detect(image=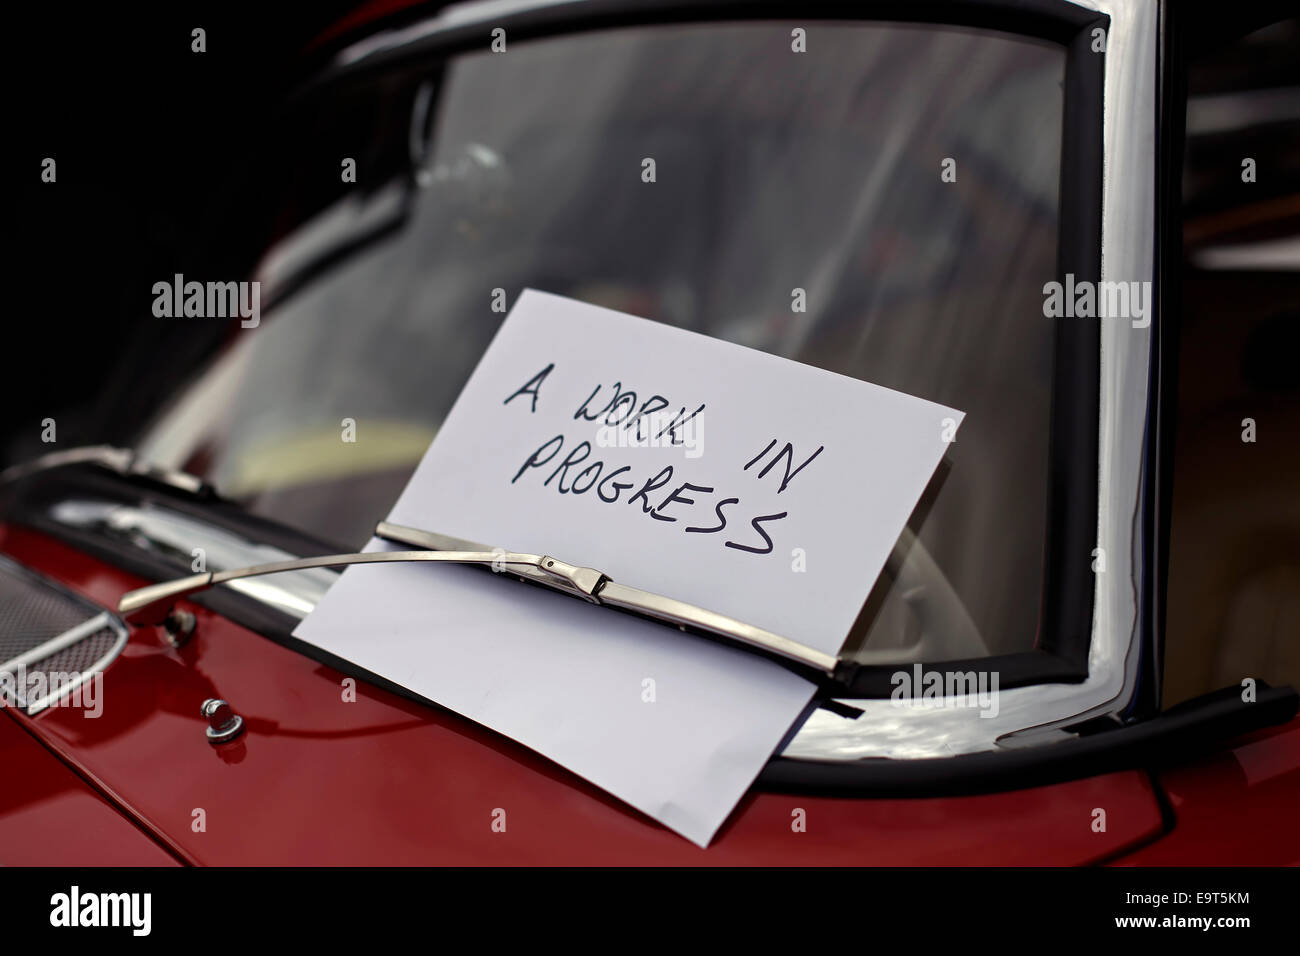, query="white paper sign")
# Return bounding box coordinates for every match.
[295,290,962,845]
